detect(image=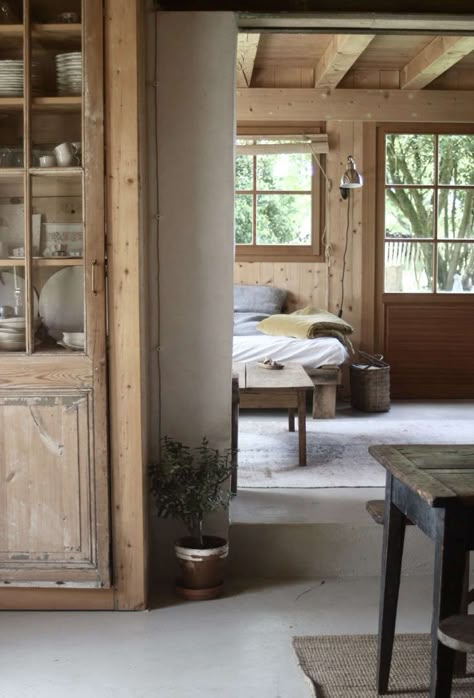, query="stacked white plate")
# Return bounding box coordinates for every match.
[55,52,82,96]
[0,60,42,97]
[0,317,26,351]
[0,317,42,351]
[0,60,23,97]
